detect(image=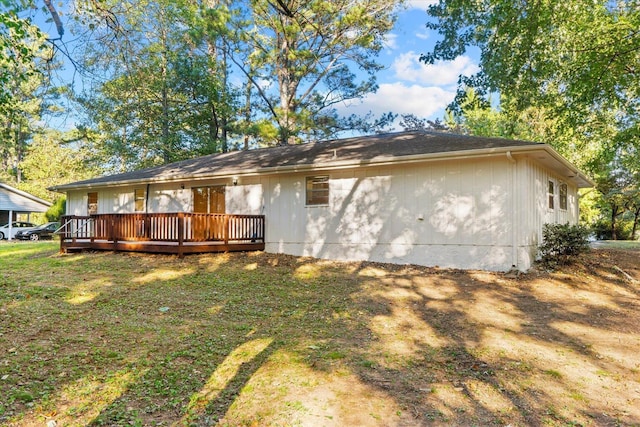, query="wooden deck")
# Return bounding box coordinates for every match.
[59,213,265,256]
